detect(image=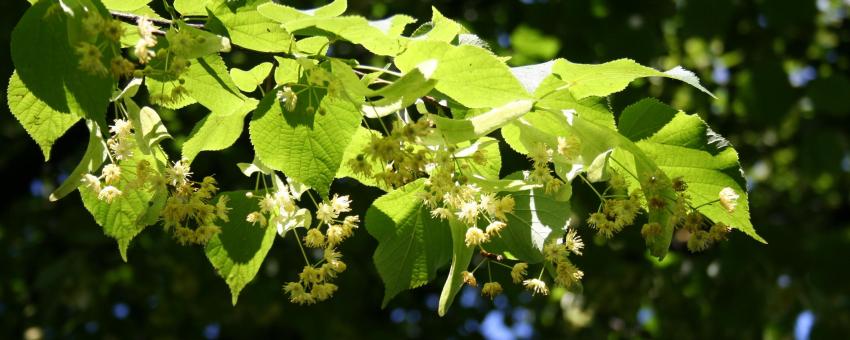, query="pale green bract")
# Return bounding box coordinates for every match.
[7,0,761,315]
